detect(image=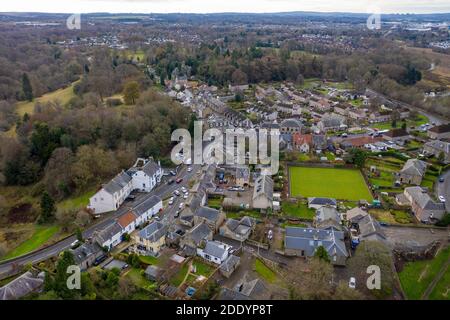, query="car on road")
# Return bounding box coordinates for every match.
[126,194,136,201]
[168,197,174,205]
[170,170,176,176]
[181,187,187,193]
[379,221,389,226]
[70,240,80,249]
[439,196,446,203]
[168,179,175,185]
[179,203,185,210]
[175,210,181,218]
[173,190,181,196]
[176,178,183,184]
[349,277,356,289]
[187,167,192,172]
[439,177,445,183]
